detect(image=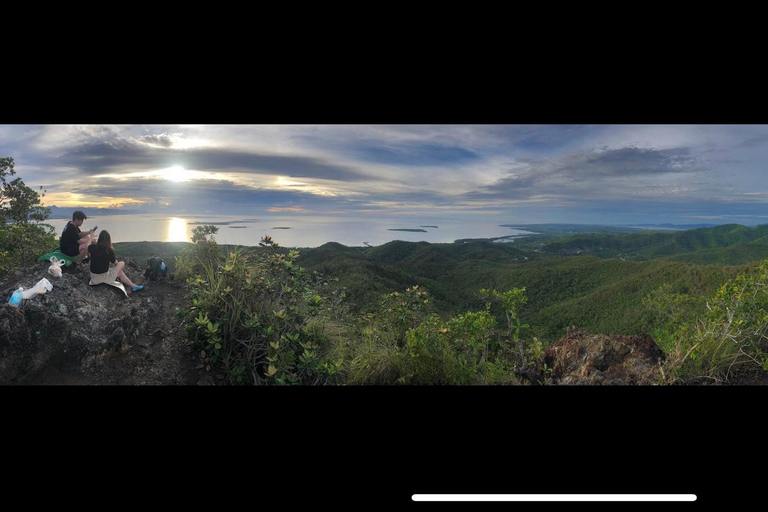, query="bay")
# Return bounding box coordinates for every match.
[43,214,535,248]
